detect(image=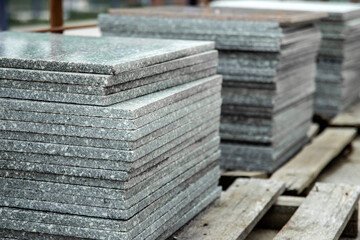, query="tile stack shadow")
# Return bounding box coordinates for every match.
[0,32,222,240]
